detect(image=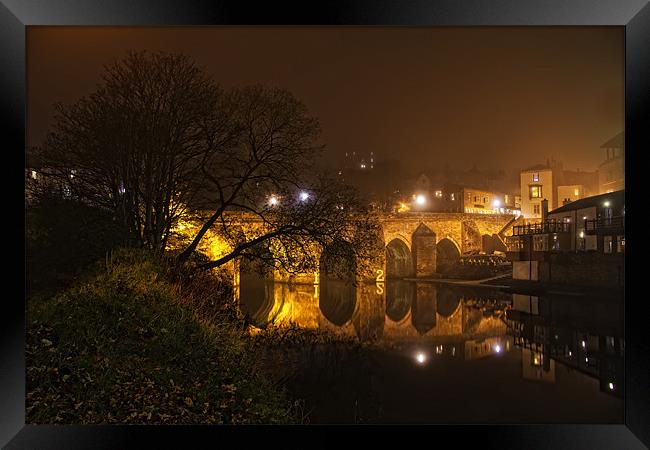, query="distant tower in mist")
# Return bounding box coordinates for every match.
[342,151,375,170]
